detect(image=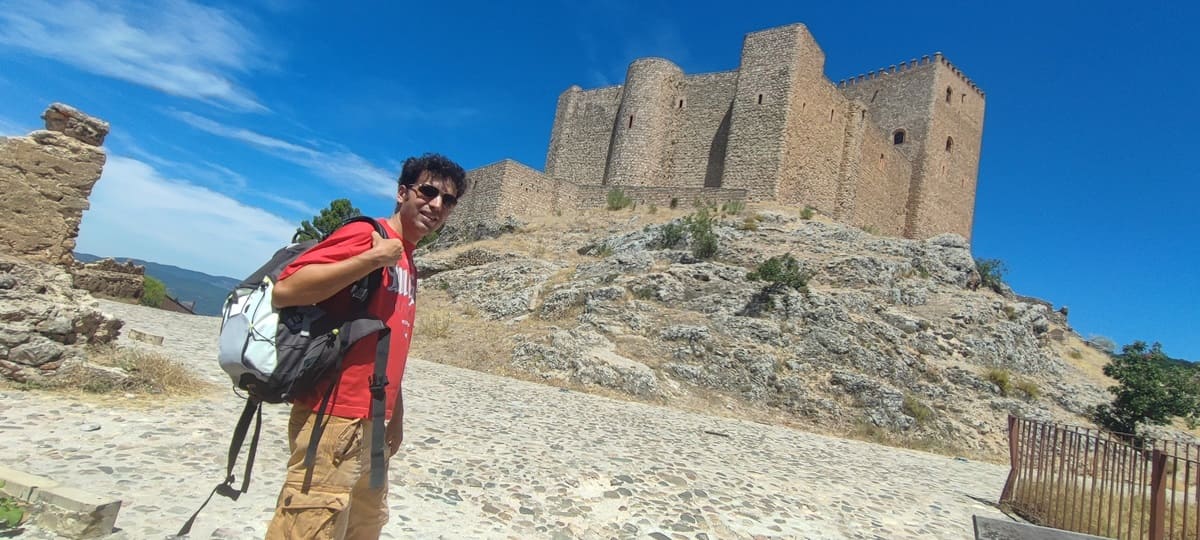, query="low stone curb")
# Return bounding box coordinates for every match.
[0,466,122,539]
